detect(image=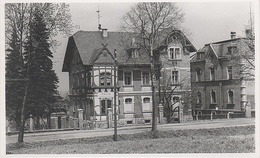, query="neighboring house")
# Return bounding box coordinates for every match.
[62,28,196,128]
[190,32,255,118]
